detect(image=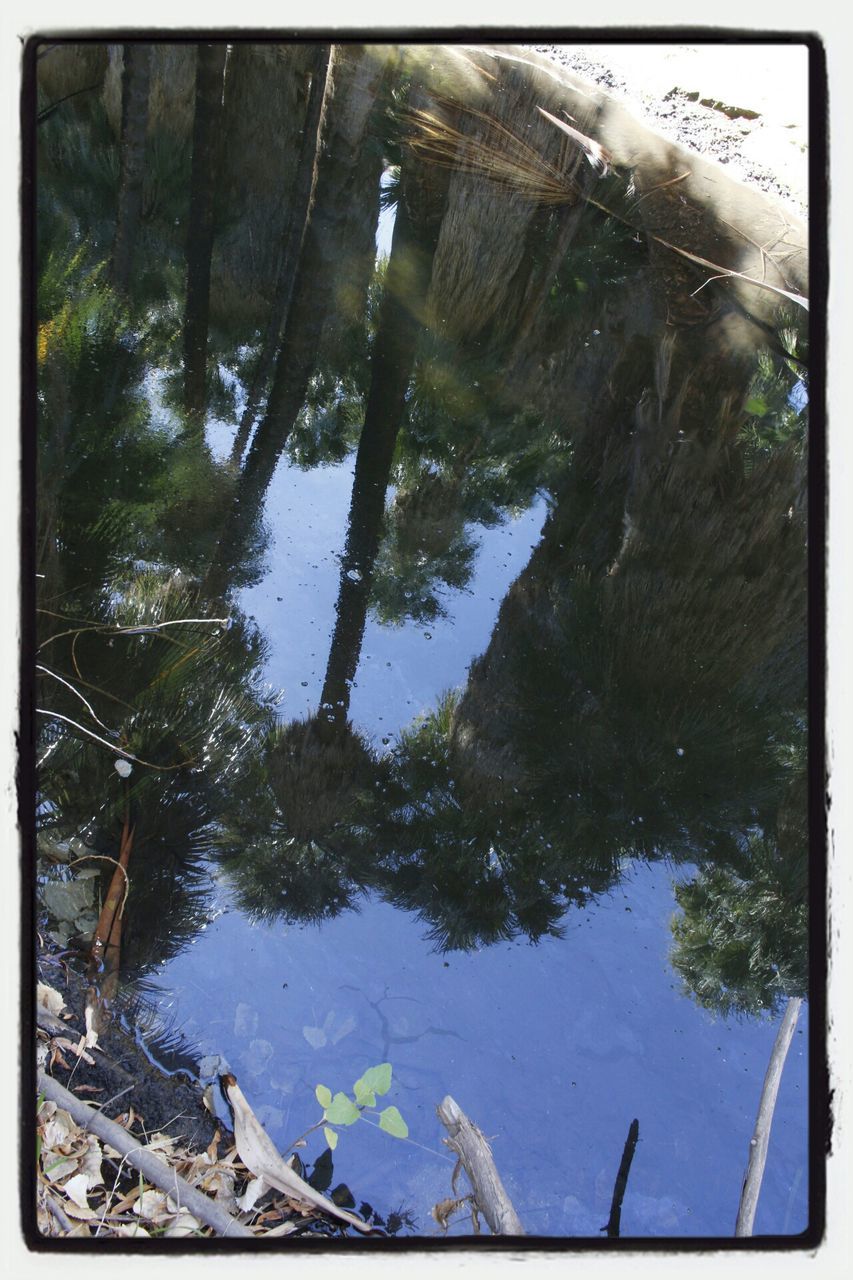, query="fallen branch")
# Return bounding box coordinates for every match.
[37,1070,254,1239]
[735,996,803,1236]
[435,1095,525,1235]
